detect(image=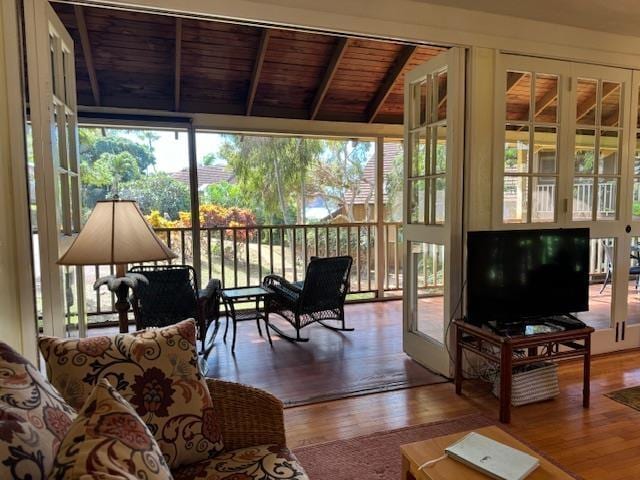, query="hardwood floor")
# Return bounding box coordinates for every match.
[285,349,640,479]
[204,300,446,406]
